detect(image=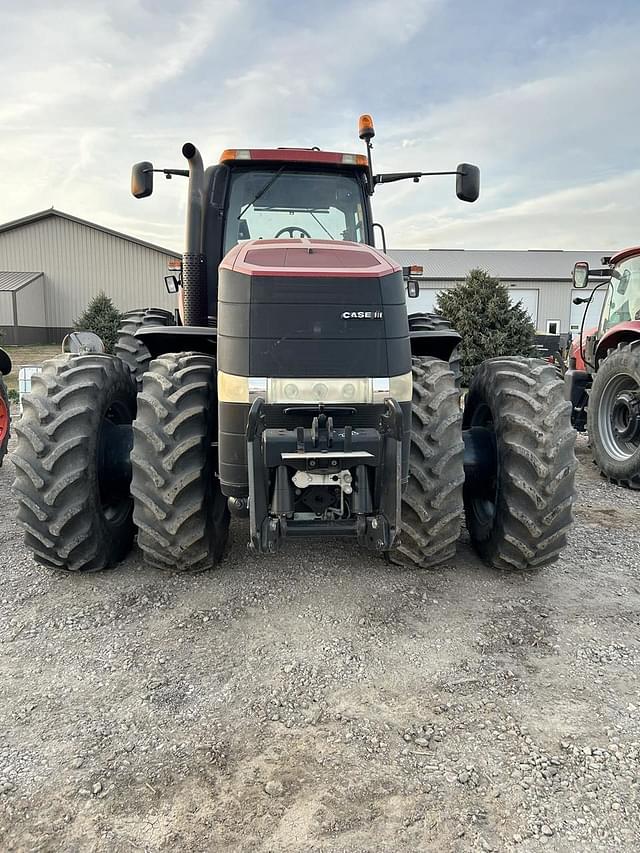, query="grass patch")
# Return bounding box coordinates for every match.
[2,345,61,393]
